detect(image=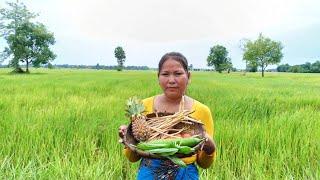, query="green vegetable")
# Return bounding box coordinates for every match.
[145,148,178,156]
[137,137,202,151]
[176,137,203,147]
[136,143,171,150]
[136,137,202,167]
[175,145,195,154]
[167,156,187,167]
